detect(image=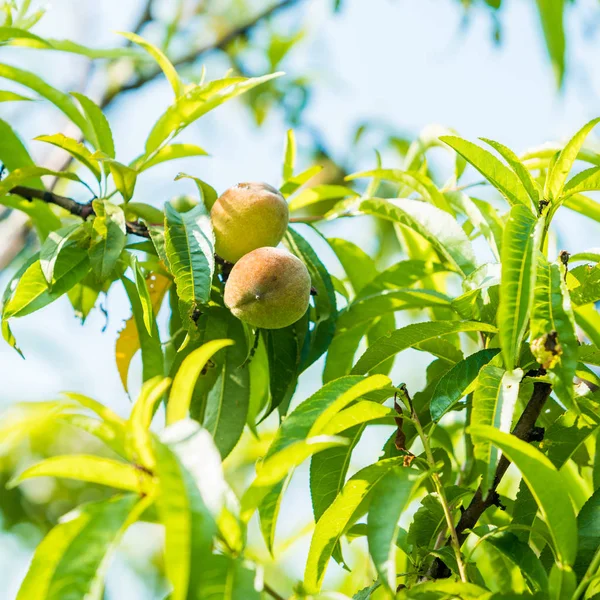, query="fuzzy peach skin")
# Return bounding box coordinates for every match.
[224,247,311,329]
[210,182,289,263]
